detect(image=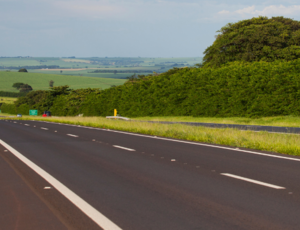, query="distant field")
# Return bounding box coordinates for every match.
[0,57,203,79]
[0,97,17,104]
[0,71,126,92]
[62,59,91,63]
[29,69,148,79]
